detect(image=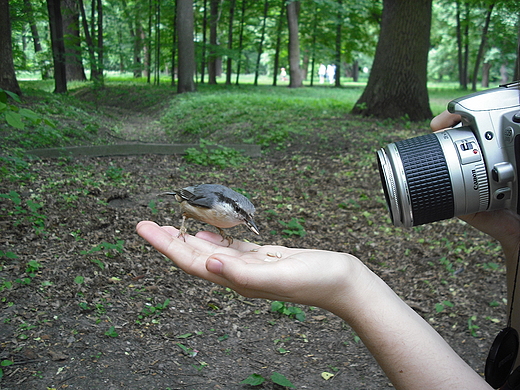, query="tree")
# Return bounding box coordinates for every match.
[352,0,432,121]
[254,0,269,86]
[208,0,219,84]
[0,0,22,95]
[287,0,303,88]
[62,0,87,81]
[225,0,236,85]
[272,0,285,86]
[46,0,68,93]
[177,0,196,93]
[471,2,494,91]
